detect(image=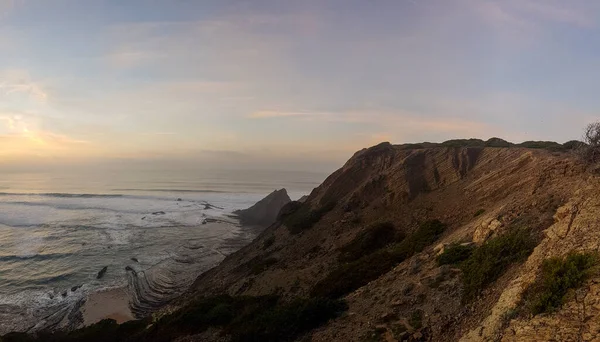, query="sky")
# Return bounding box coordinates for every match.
[1,0,600,172]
